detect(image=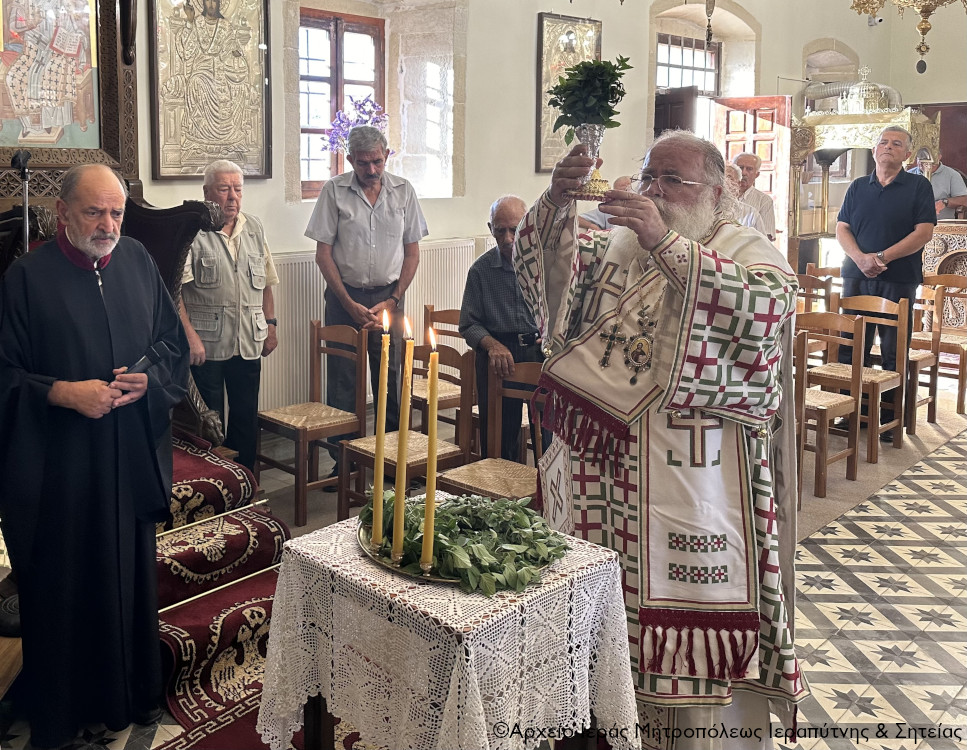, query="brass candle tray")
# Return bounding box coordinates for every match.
[356,522,457,584]
[354,494,565,595]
